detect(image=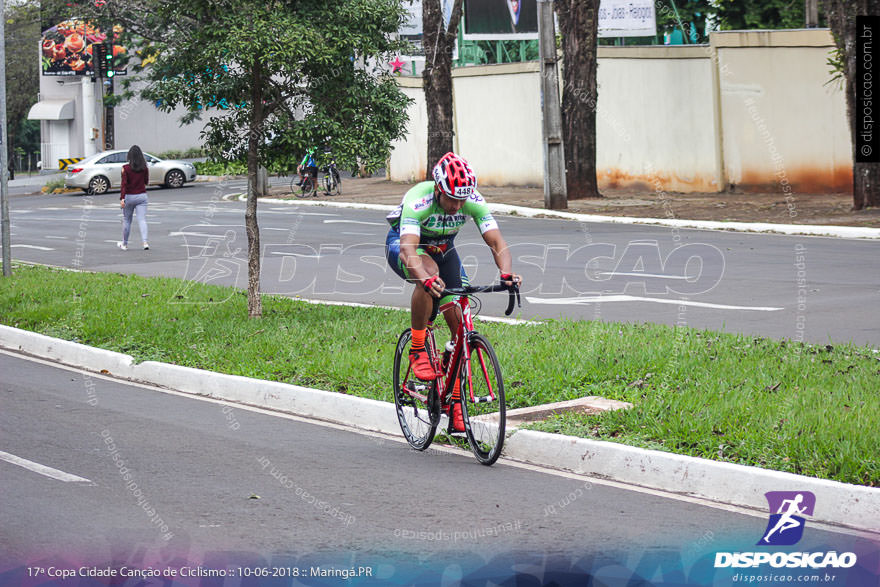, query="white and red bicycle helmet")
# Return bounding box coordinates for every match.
[432,152,476,200]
